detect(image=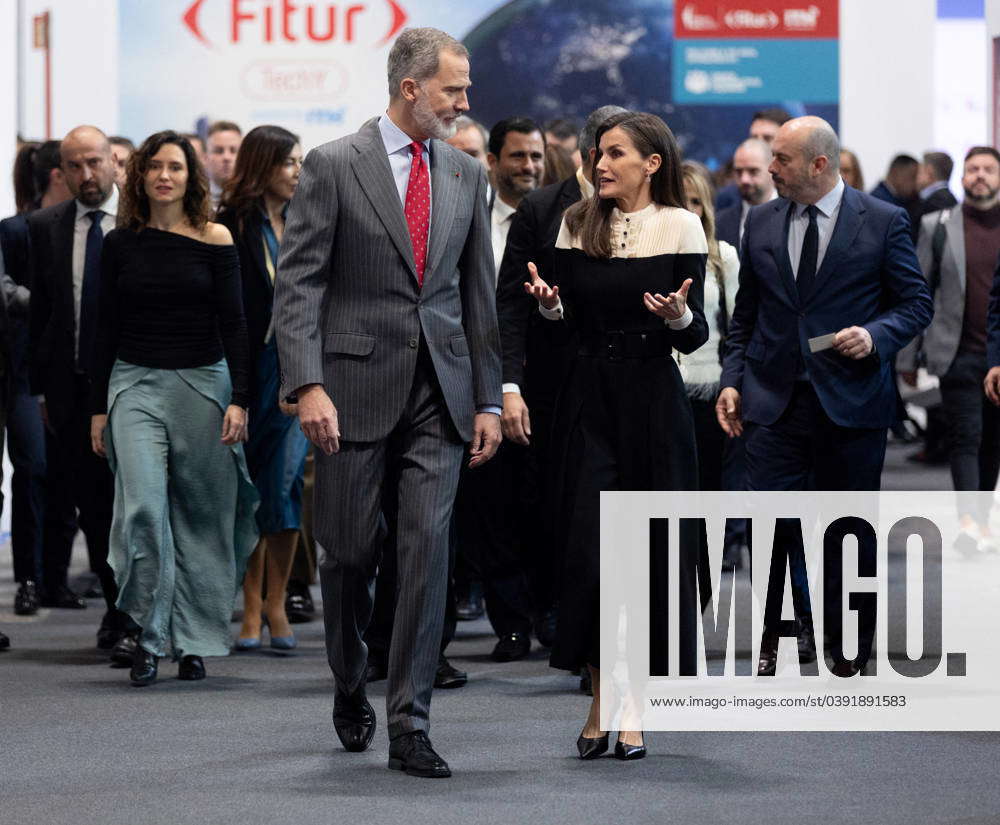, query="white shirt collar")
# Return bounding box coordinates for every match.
[76,185,119,220]
[492,196,516,224]
[378,113,432,159]
[576,166,594,200]
[920,179,949,200]
[795,176,844,219]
